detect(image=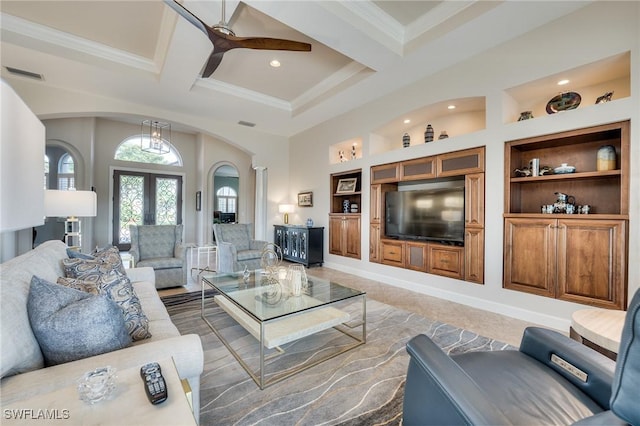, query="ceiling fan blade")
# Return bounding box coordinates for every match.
[163,0,208,36]
[202,51,226,78]
[230,36,311,52]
